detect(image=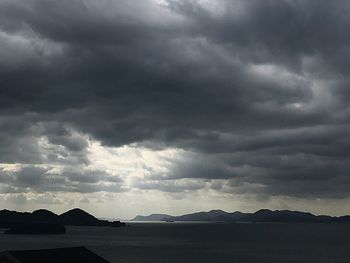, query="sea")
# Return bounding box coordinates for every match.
[1,222,350,263]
